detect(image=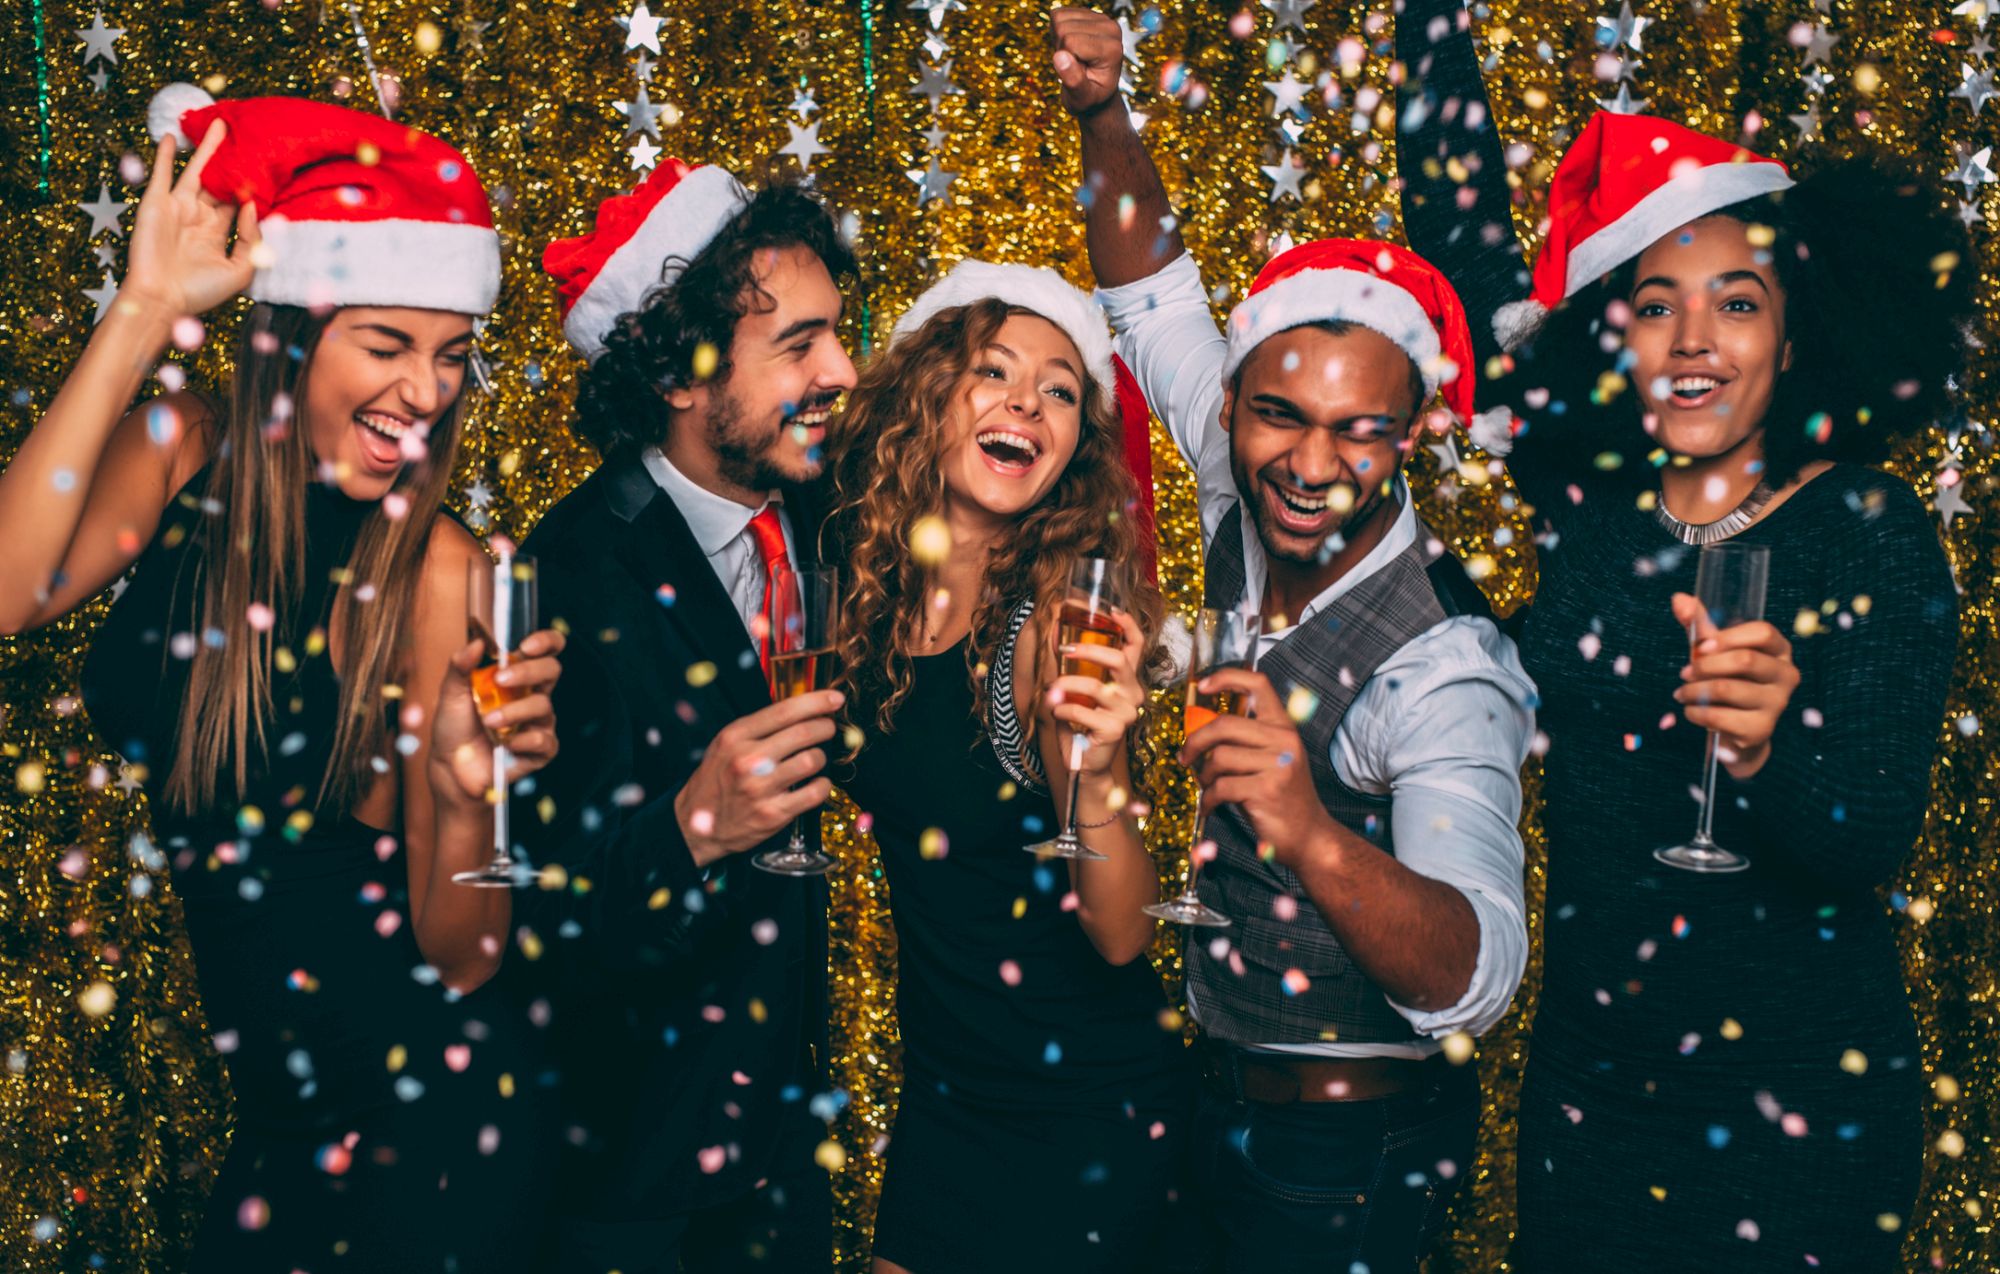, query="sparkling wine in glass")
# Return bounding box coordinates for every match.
[1145,607,1261,928]
[755,566,840,877]
[1654,541,1771,875]
[1023,558,1125,862]
[455,550,537,887]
